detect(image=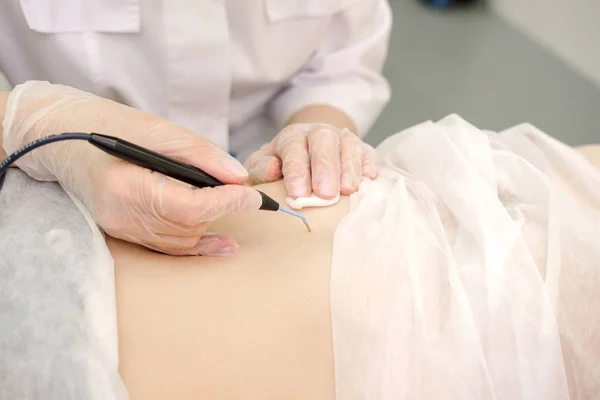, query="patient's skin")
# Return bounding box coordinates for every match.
[108,146,600,399]
[108,180,348,400]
